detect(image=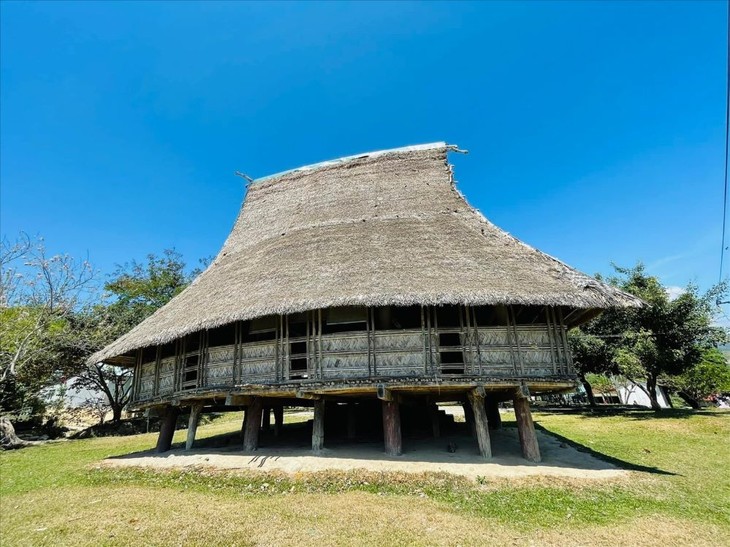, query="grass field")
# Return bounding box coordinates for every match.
[1,408,728,546]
